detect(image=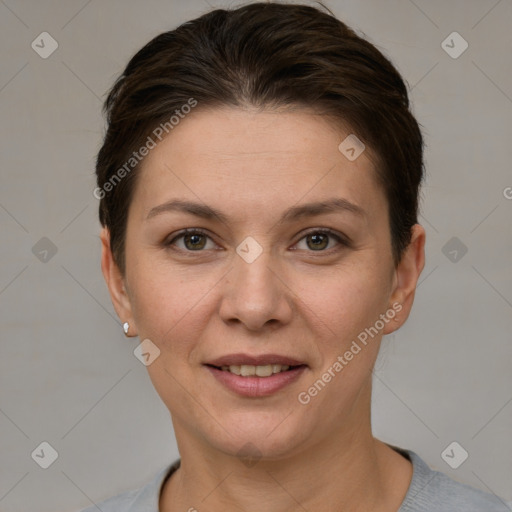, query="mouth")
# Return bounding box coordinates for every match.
[204,354,308,397]
[206,363,305,377]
